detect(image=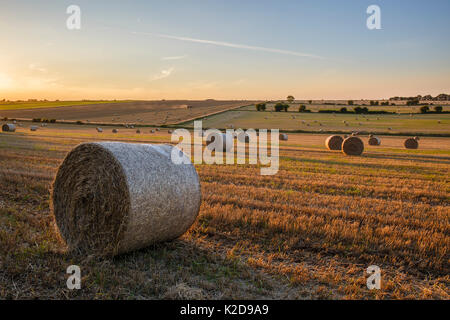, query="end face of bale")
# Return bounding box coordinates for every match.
[404,138,419,149]
[51,143,130,255]
[368,136,381,146]
[342,136,364,156]
[325,135,343,150]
